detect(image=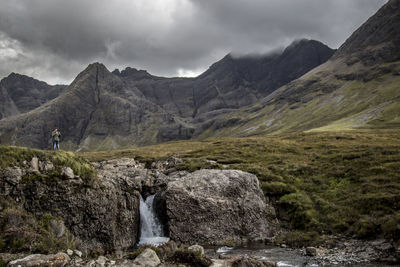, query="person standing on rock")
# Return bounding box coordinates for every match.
[52,128,61,150]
